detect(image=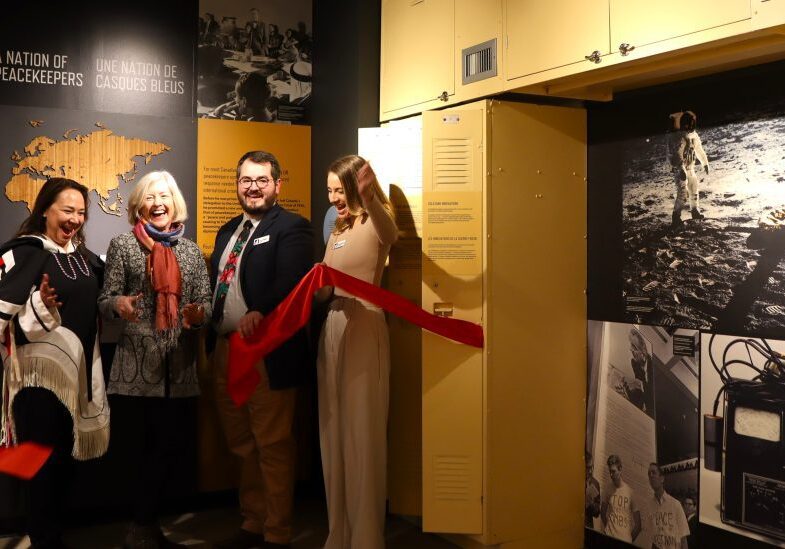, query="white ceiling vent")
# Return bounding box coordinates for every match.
[462,39,497,85]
